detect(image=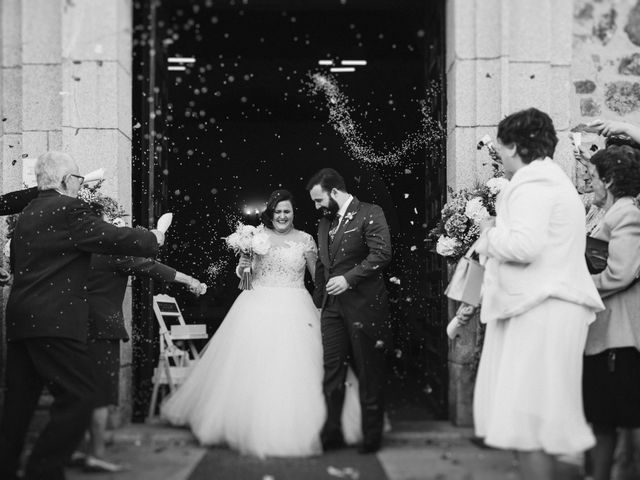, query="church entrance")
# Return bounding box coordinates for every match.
[132,0,448,424]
